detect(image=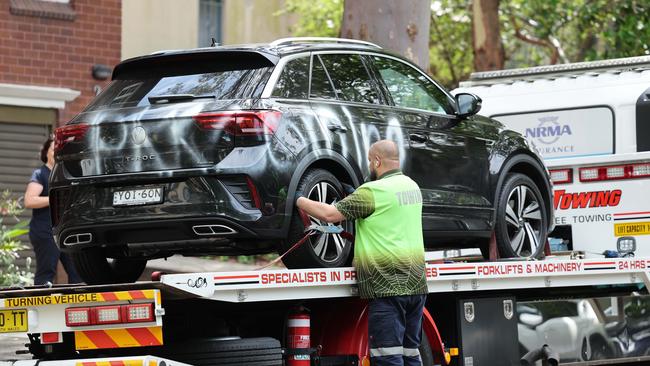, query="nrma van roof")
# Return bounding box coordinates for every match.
[453,55,650,156]
[459,55,650,87]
